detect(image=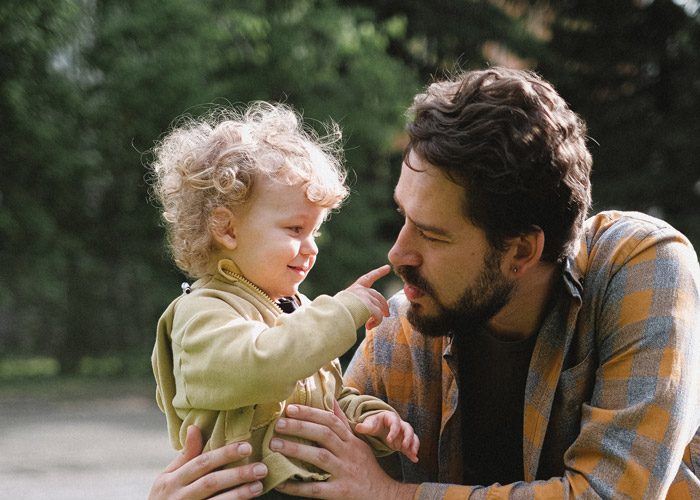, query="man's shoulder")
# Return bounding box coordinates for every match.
[386,290,410,316]
[574,210,697,283]
[366,291,412,342]
[374,291,444,350]
[373,291,410,339]
[579,210,691,261]
[584,210,680,241]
